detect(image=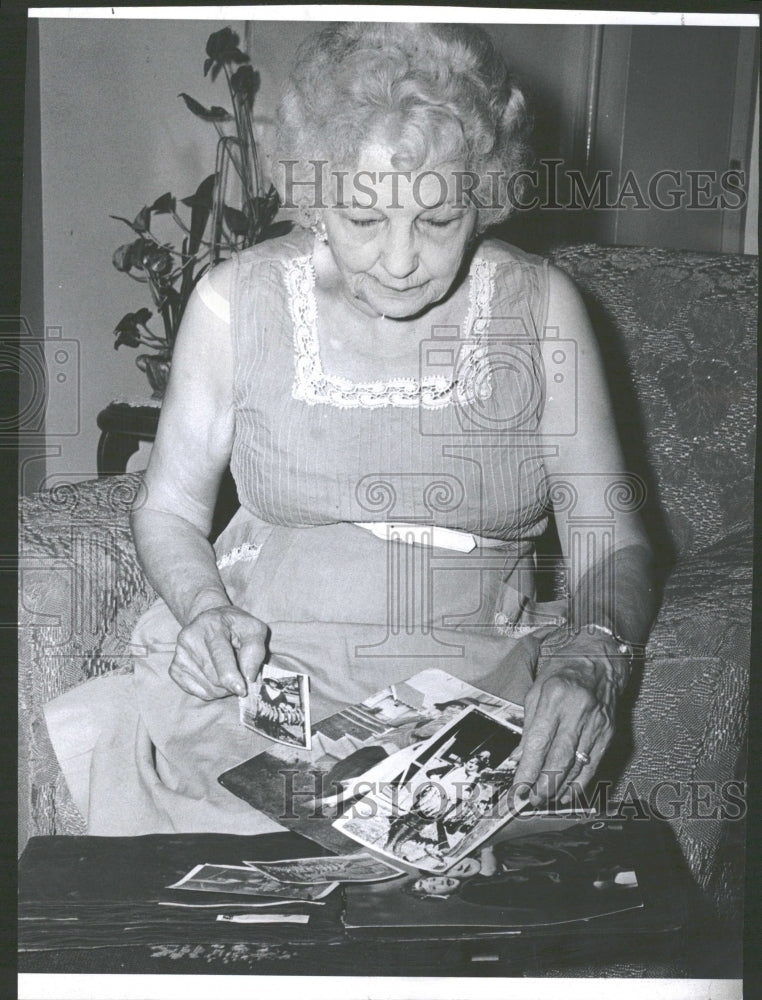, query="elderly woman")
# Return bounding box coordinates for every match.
[46,22,656,835]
